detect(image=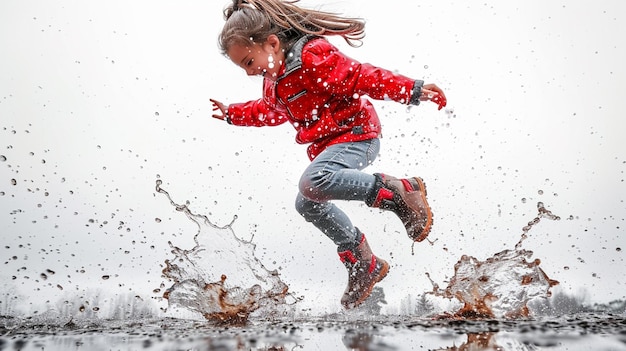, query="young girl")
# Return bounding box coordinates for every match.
[210,0,447,309]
